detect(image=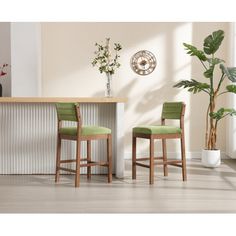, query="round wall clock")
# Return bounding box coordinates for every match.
[130,50,156,75]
